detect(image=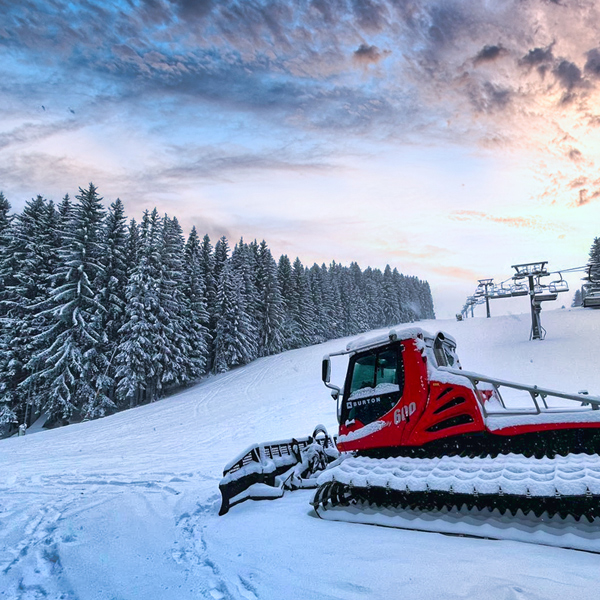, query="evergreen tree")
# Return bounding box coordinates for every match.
[213,236,230,289]
[572,289,583,307]
[256,241,284,356]
[97,199,128,348]
[115,209,163,407]
[363,267,384,329]
[157,215,190,389]
[182,226,210,380]
[213,261,255,372]
[126,219,140,267]
[27,184,111,422]
[57,194,73,242]
[230,239,259,360]
[277,254,297,349]
[291,258,316,345]
[381,264,401,326]
[199,234,217,367]
[340,268,370,335]
[0,192,11,244]
[93,198,129,405]
[310,263,336,340]
[0,197,58,425]
[0,192,12,423]
[588,237,600,282]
